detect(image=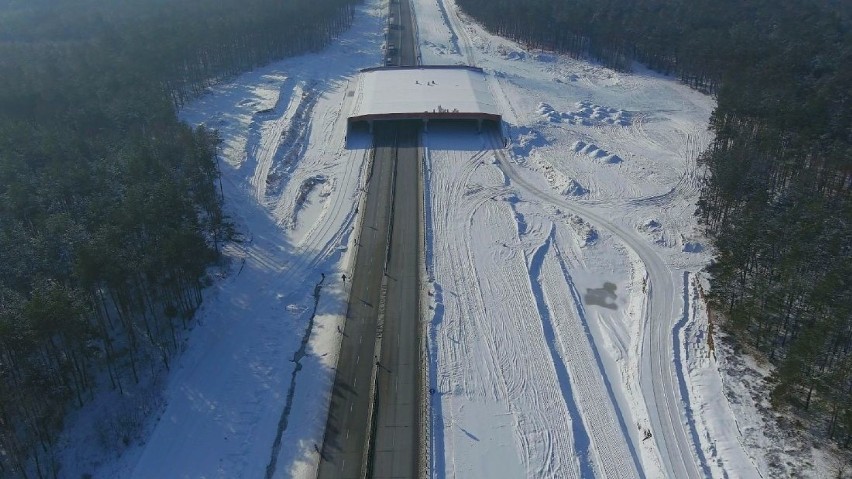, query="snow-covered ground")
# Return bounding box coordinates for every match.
[54,0,845,477]
[415,0,844,477]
